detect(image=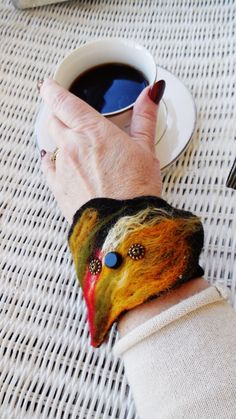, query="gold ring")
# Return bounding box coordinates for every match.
[50,147,59,163]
